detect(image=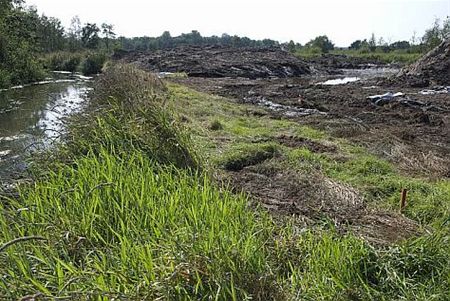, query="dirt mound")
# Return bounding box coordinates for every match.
[114,45,311,79]
[395,39,450,87]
